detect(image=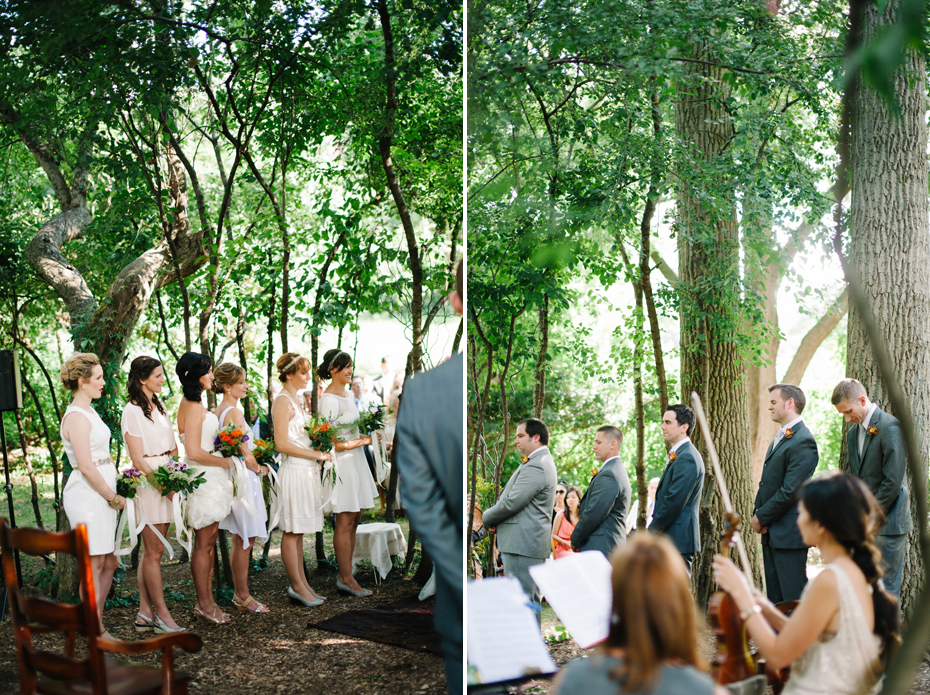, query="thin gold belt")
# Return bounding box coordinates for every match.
[143,451,172,460]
